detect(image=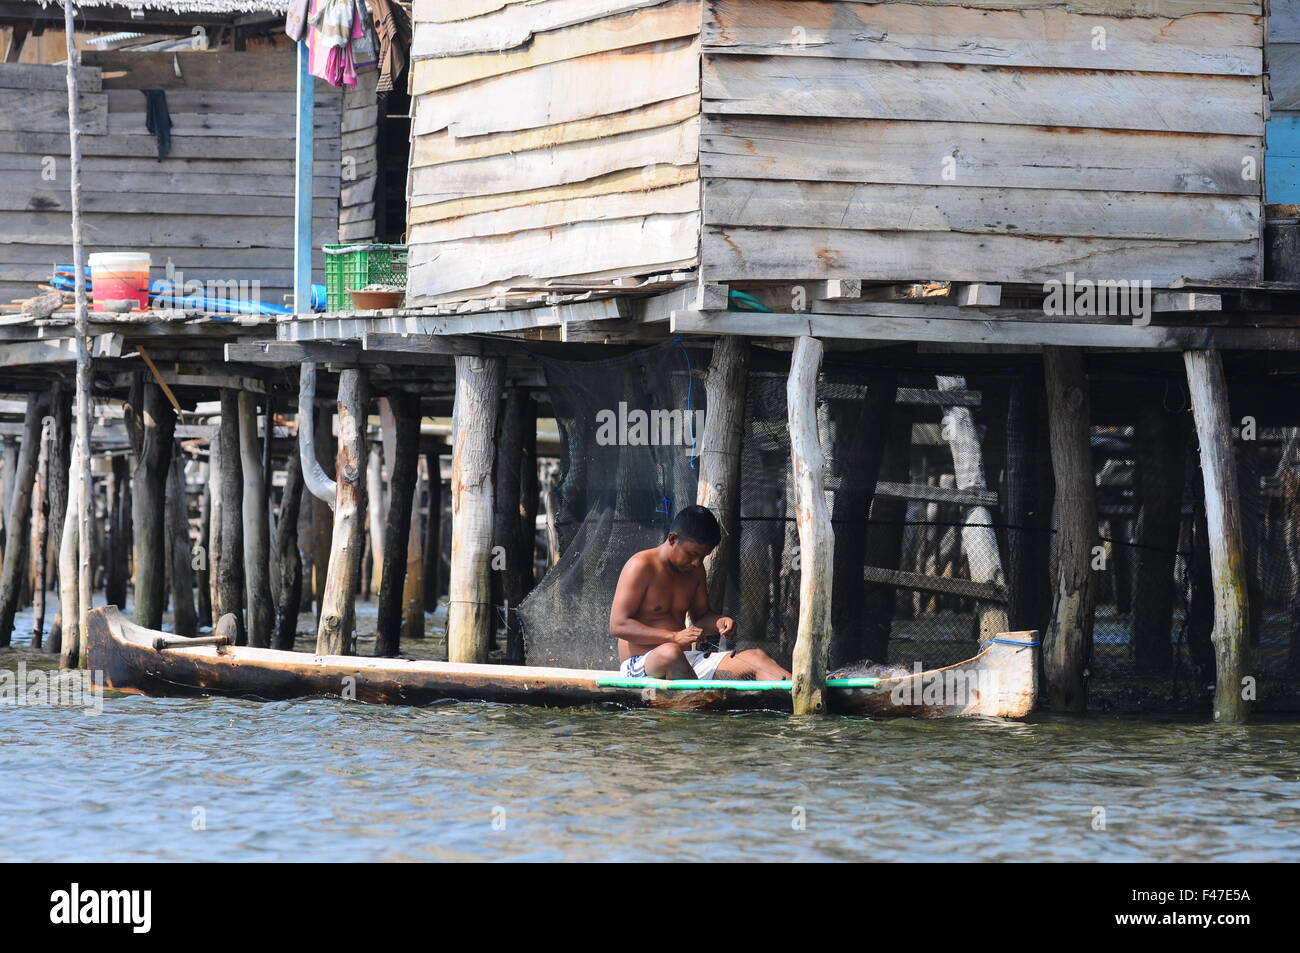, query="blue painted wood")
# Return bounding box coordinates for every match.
[293,39,315,314]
